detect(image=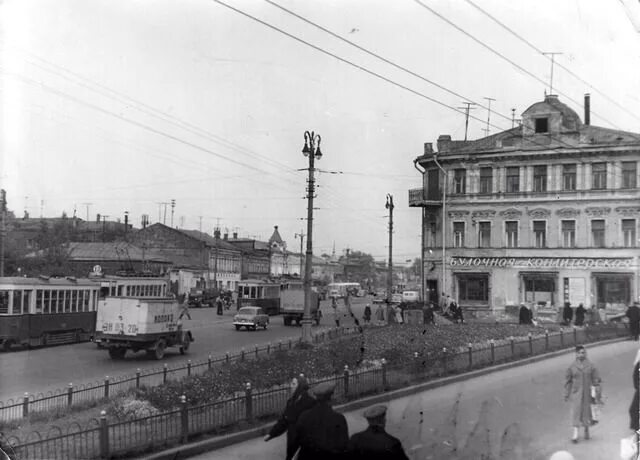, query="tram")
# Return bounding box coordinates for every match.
[237,280,282,316]
[0,274,170,350]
